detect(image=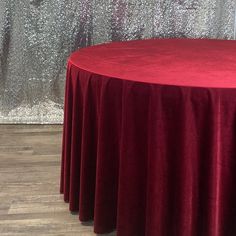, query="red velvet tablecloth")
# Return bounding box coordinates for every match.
[60,38,236,236]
